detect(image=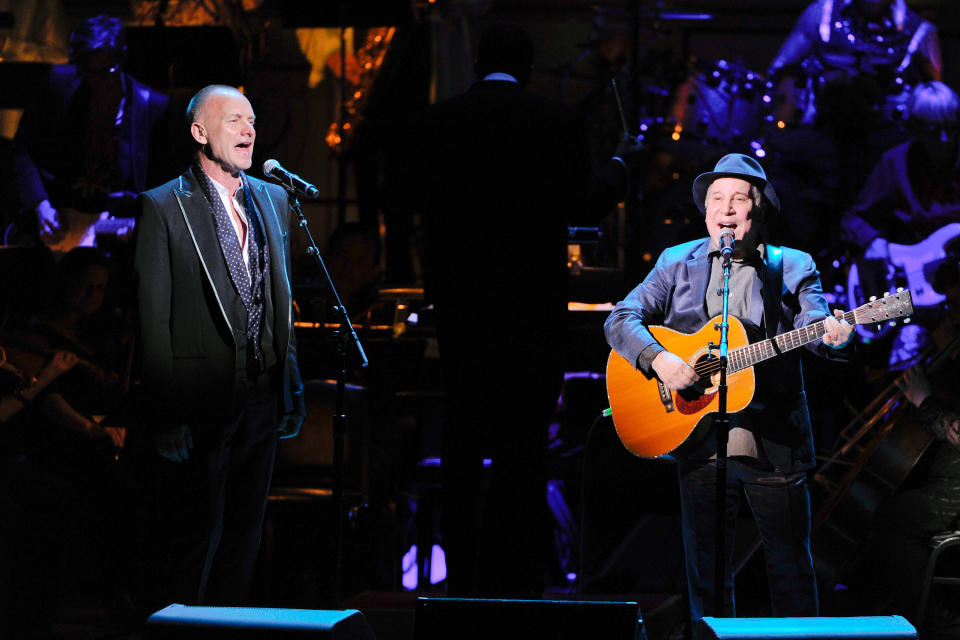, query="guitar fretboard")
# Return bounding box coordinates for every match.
[728,311,856,373]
